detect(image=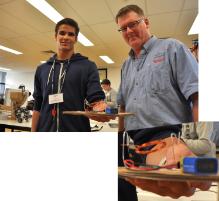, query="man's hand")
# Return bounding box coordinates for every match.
[191,181,212,191]
[125,178,197,199]
[87,114,115,122]
[85,100,115,122]
[91,100,107,112]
